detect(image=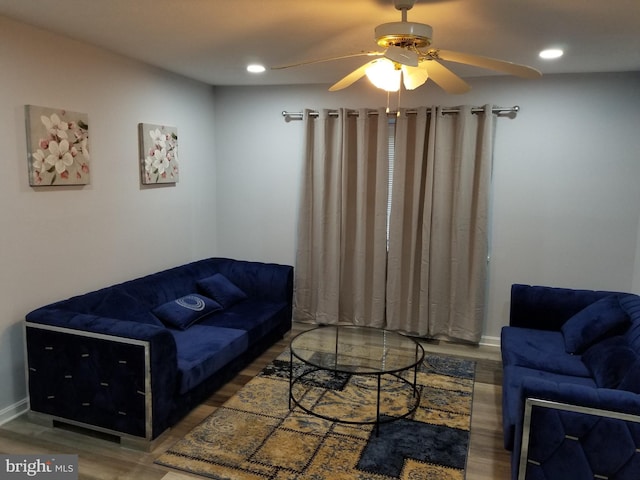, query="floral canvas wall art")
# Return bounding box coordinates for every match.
[26,105,90,186]
[139,123,179,184]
